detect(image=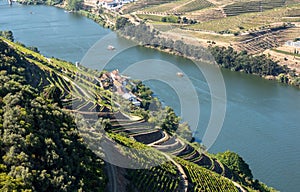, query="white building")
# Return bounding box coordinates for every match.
[98,0,136,10]
[122,93,141,106]
[285,40,300,48]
